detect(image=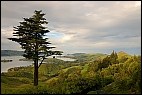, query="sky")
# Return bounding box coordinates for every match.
[1,1,141,55]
